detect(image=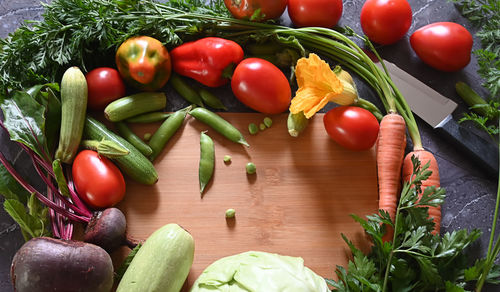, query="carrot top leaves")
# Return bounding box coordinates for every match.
[327,156,492,291]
